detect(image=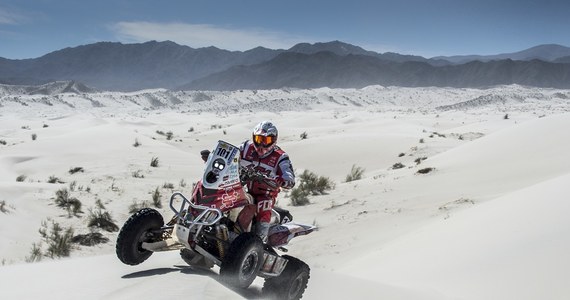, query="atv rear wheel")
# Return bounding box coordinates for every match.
[262,255,310,300]
[219,232,263,289]
[116,208,164,265]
